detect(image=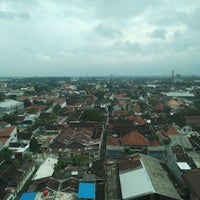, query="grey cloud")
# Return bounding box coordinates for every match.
[94,23,122,38]
[187,7,200,30]
[150,11,187,26]
[79,0,159,19]
[148,29,167,40]
[0,11,31,20]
